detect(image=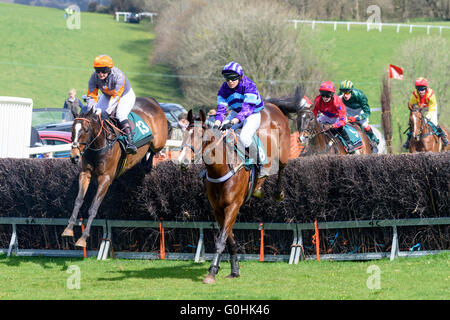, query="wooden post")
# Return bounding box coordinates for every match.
[381,72,393,153]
